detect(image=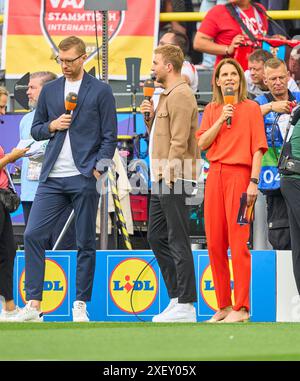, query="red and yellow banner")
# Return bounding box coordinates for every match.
[1,0,160,78]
